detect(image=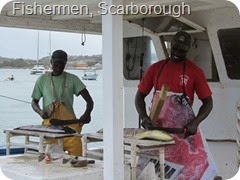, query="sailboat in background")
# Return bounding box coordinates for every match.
[30,65,45,75]
[30,30,45,75]
[44,31,53,73]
